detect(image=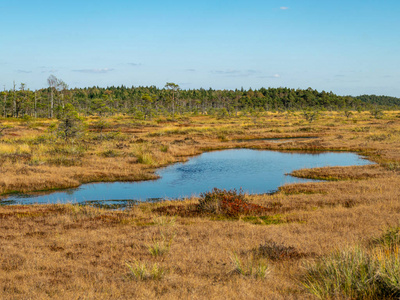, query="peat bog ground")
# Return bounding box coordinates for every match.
[1,111,400,299]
